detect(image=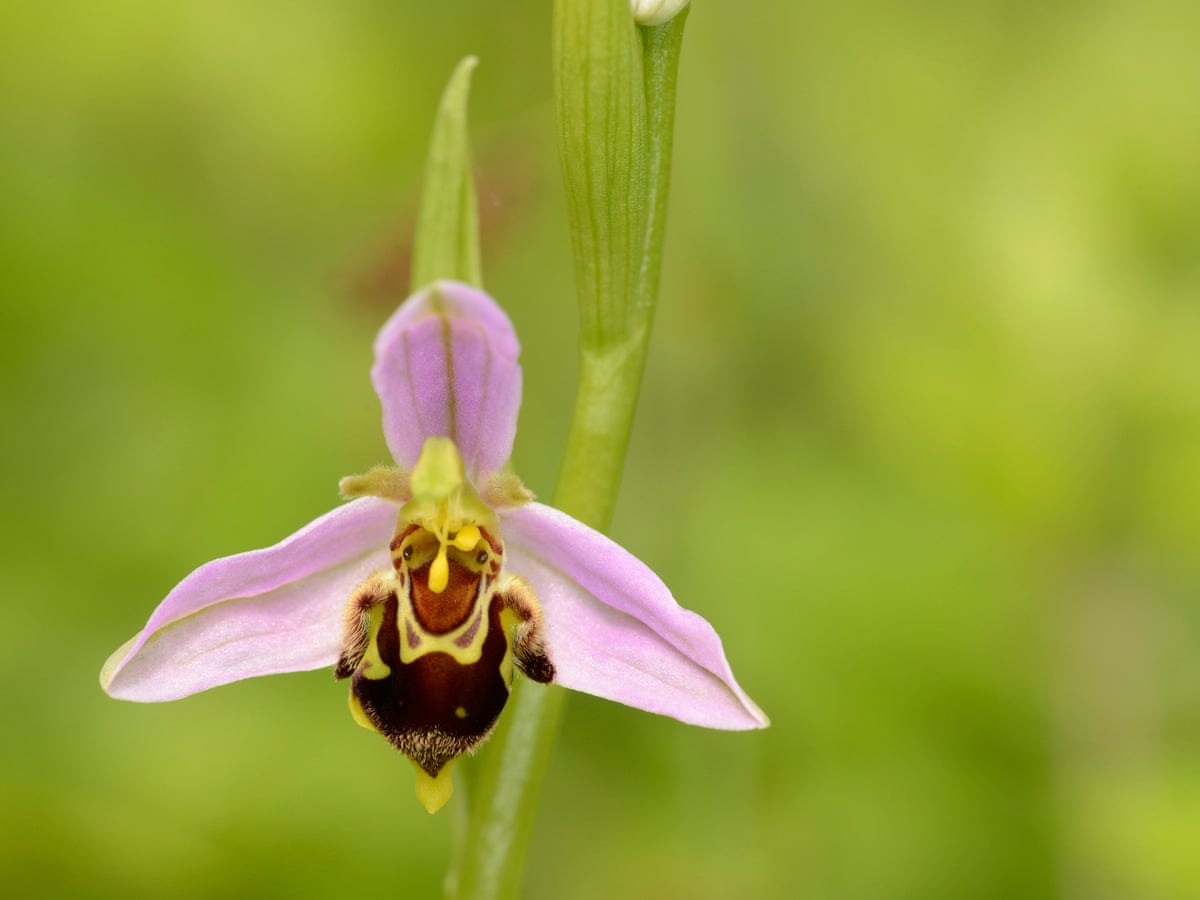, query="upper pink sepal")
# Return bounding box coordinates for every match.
[501,503,769,730]
[101,497,398,702]
[372,281,522,480]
